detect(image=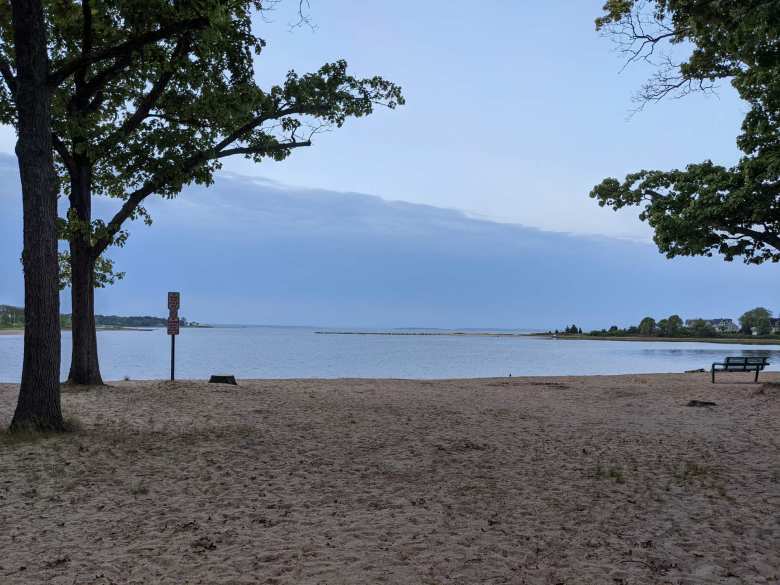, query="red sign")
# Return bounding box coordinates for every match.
[168,291,180,312]
[167,317,180,336]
